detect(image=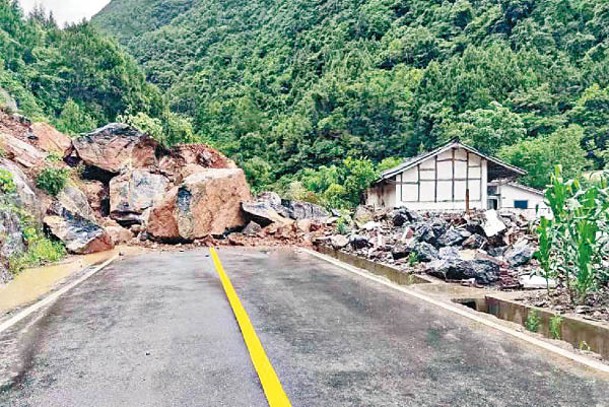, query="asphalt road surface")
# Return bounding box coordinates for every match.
[1,248,608,406]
